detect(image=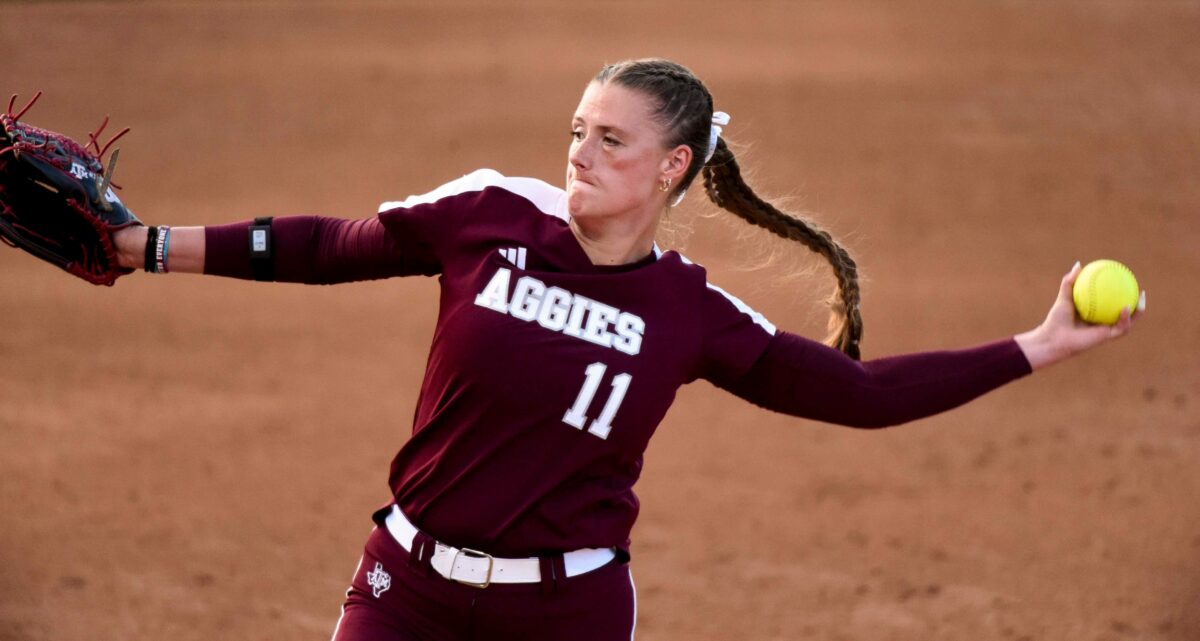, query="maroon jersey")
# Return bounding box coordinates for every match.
[374,170,775,557]
[202,169,1032,560]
